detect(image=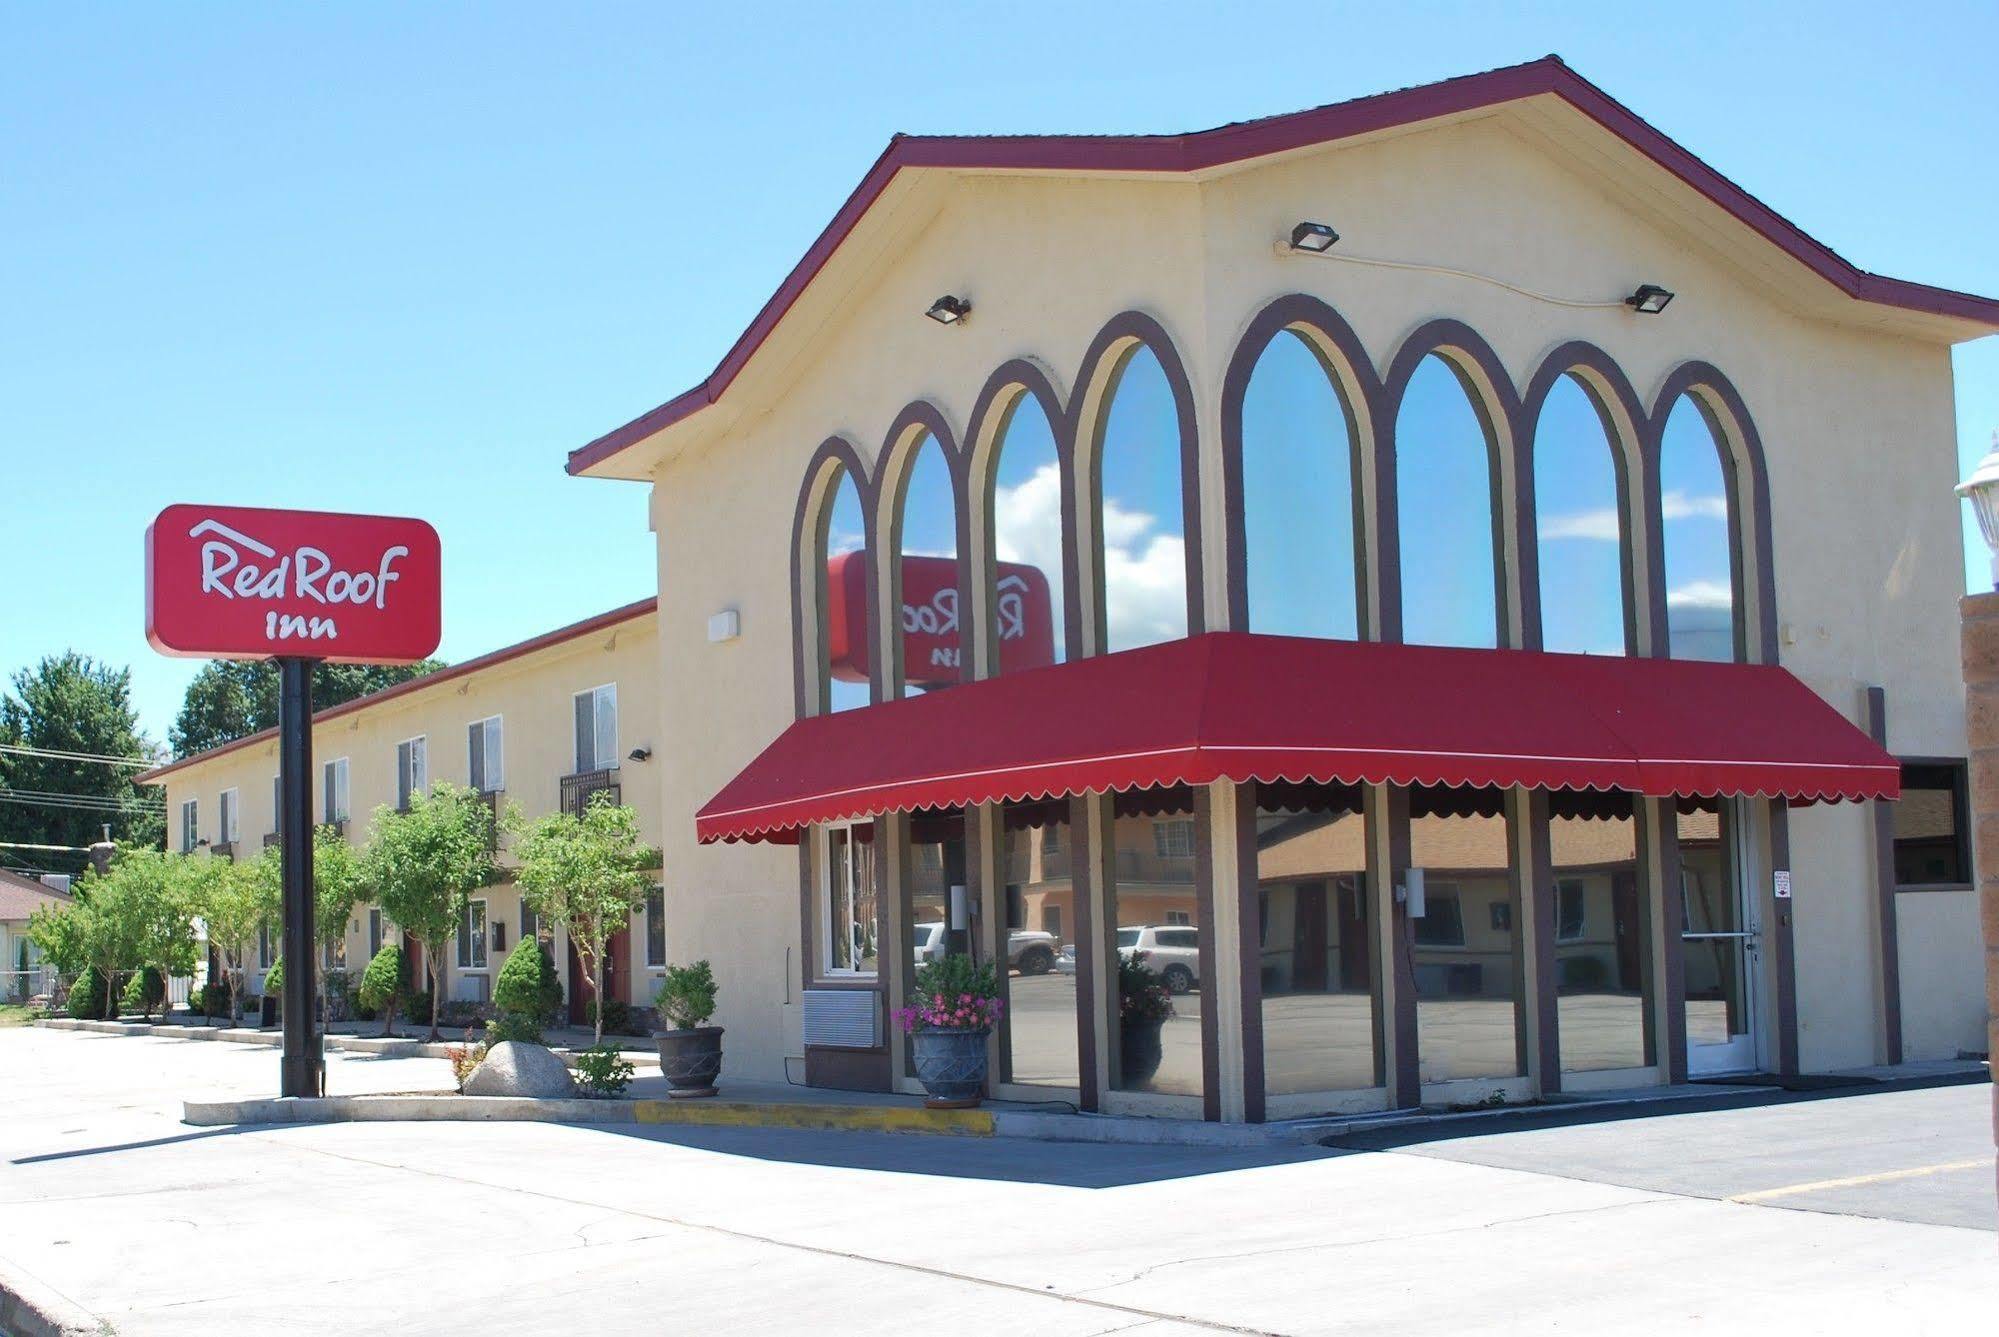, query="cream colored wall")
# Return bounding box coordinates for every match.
[1895,890,1987,1060]
[155,610,668,1011]
[646,114,1979,1081]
